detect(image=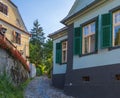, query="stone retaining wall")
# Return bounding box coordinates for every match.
[0,48,29,85]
